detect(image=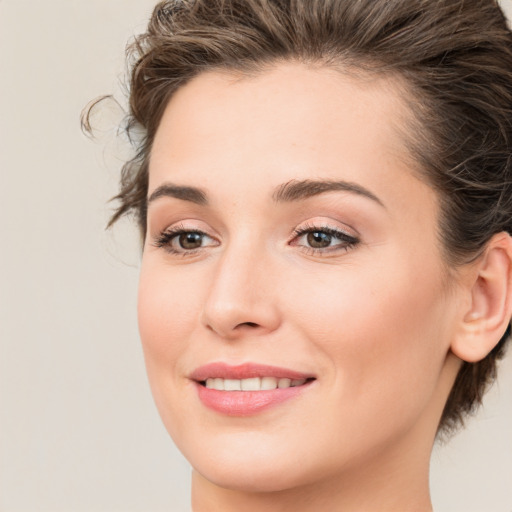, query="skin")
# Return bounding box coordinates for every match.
[138,62,469,511]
